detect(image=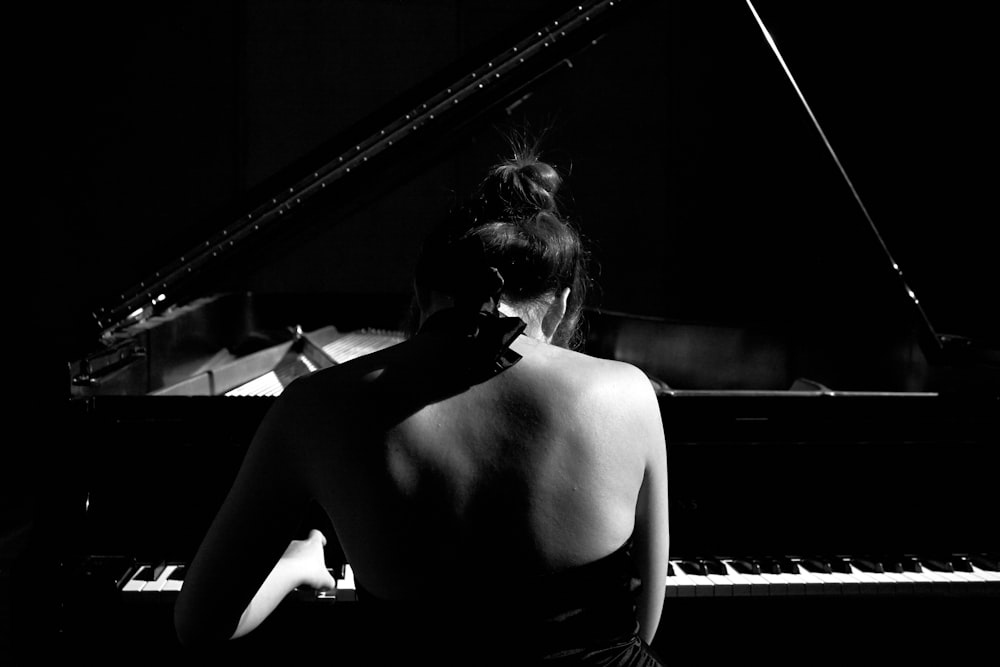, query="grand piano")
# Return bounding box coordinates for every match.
[9,1,998,664]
